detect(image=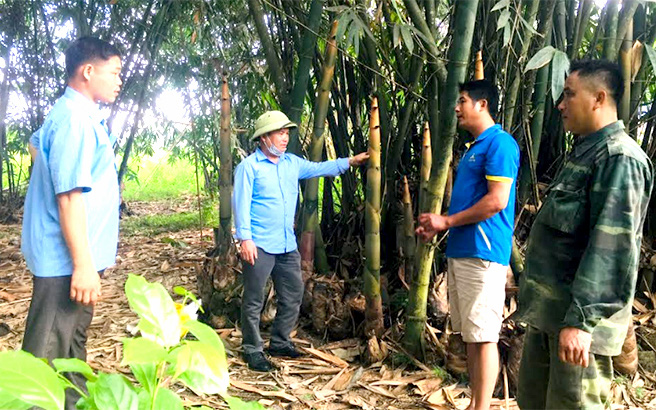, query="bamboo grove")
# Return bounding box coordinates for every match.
[4,0,656,360]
